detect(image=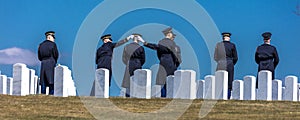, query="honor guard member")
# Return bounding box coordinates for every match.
[214,32,238,99]
[38,31,59,95]
[95,34,133,86]
[140,27,182,97]
[255,32,279,88]
[171,34,182,68]
[122,33,145,97]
